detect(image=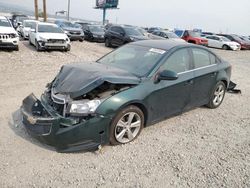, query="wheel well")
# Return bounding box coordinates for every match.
[129,103,148,126]
[220,80,228,88]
